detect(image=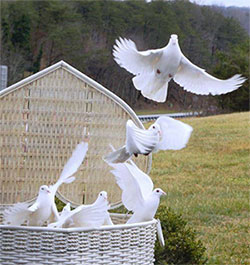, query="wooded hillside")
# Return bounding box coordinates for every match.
[1,0,249,113]
[212,6,250,35]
